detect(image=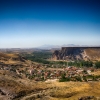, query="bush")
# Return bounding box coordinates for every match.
[75,76,82,82]
[83,76,87,82]
[59,73,70,82]
[95,61,100,68]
